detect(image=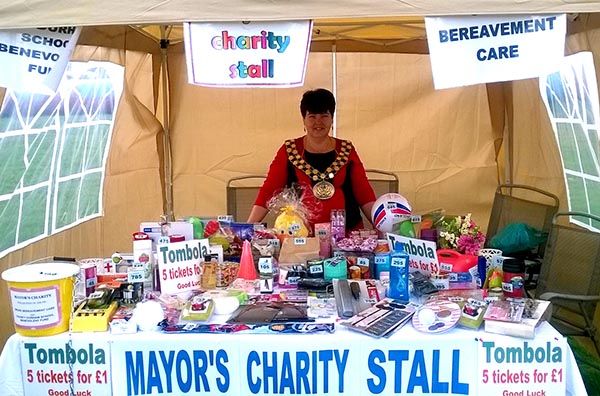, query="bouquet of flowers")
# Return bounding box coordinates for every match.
[438,213,486,255]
